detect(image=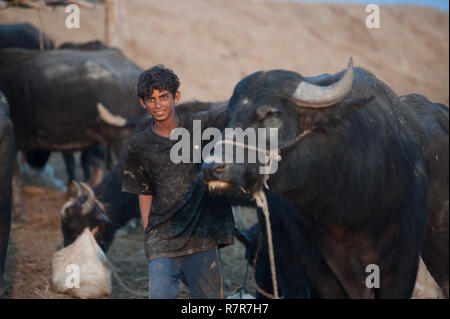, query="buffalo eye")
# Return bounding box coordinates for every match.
[265,110,282,118]
[256,105,283,120]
